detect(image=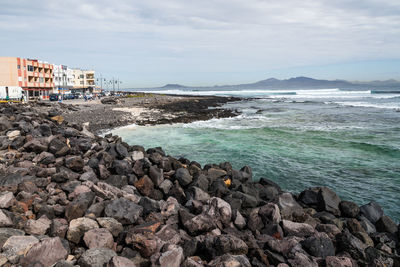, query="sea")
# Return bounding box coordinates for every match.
[110,88,400,222]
